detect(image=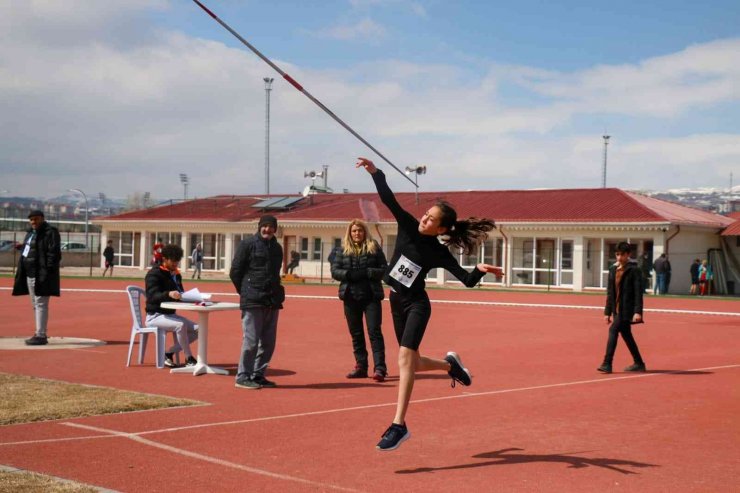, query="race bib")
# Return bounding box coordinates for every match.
[22,235,33,258]
[389,255,421,288]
